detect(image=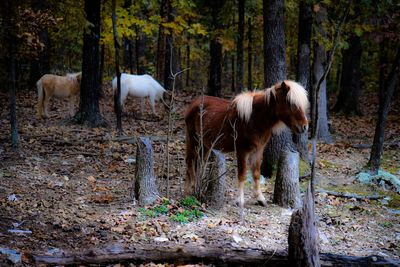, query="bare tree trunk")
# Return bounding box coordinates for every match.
[247,17,253,91]
[185,41,190,87]
[274,149,301,209]
[288,183,320,266]
[75,0,106,127]
[133,137,160,205]
[207,0,226,96]
[204,150,226,210]
[296,0,312,90]
[368,48,400,174]
[236,0,245,93]
[261,0,294,179]
[112,0,122,133]
[333,34,362,115]
[312,5,332,143]
[231,54,235,92]
[99,43,105,98]
[2,0,18,147]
